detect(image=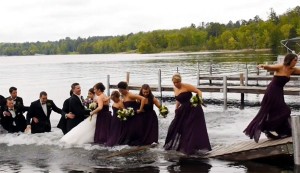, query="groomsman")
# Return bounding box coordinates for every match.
[0,98,27,133]
[0,94,6,112]
[57,90,74,135]
[25,91,70,133]
[7,86,29,112]
[66,83,90,133]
